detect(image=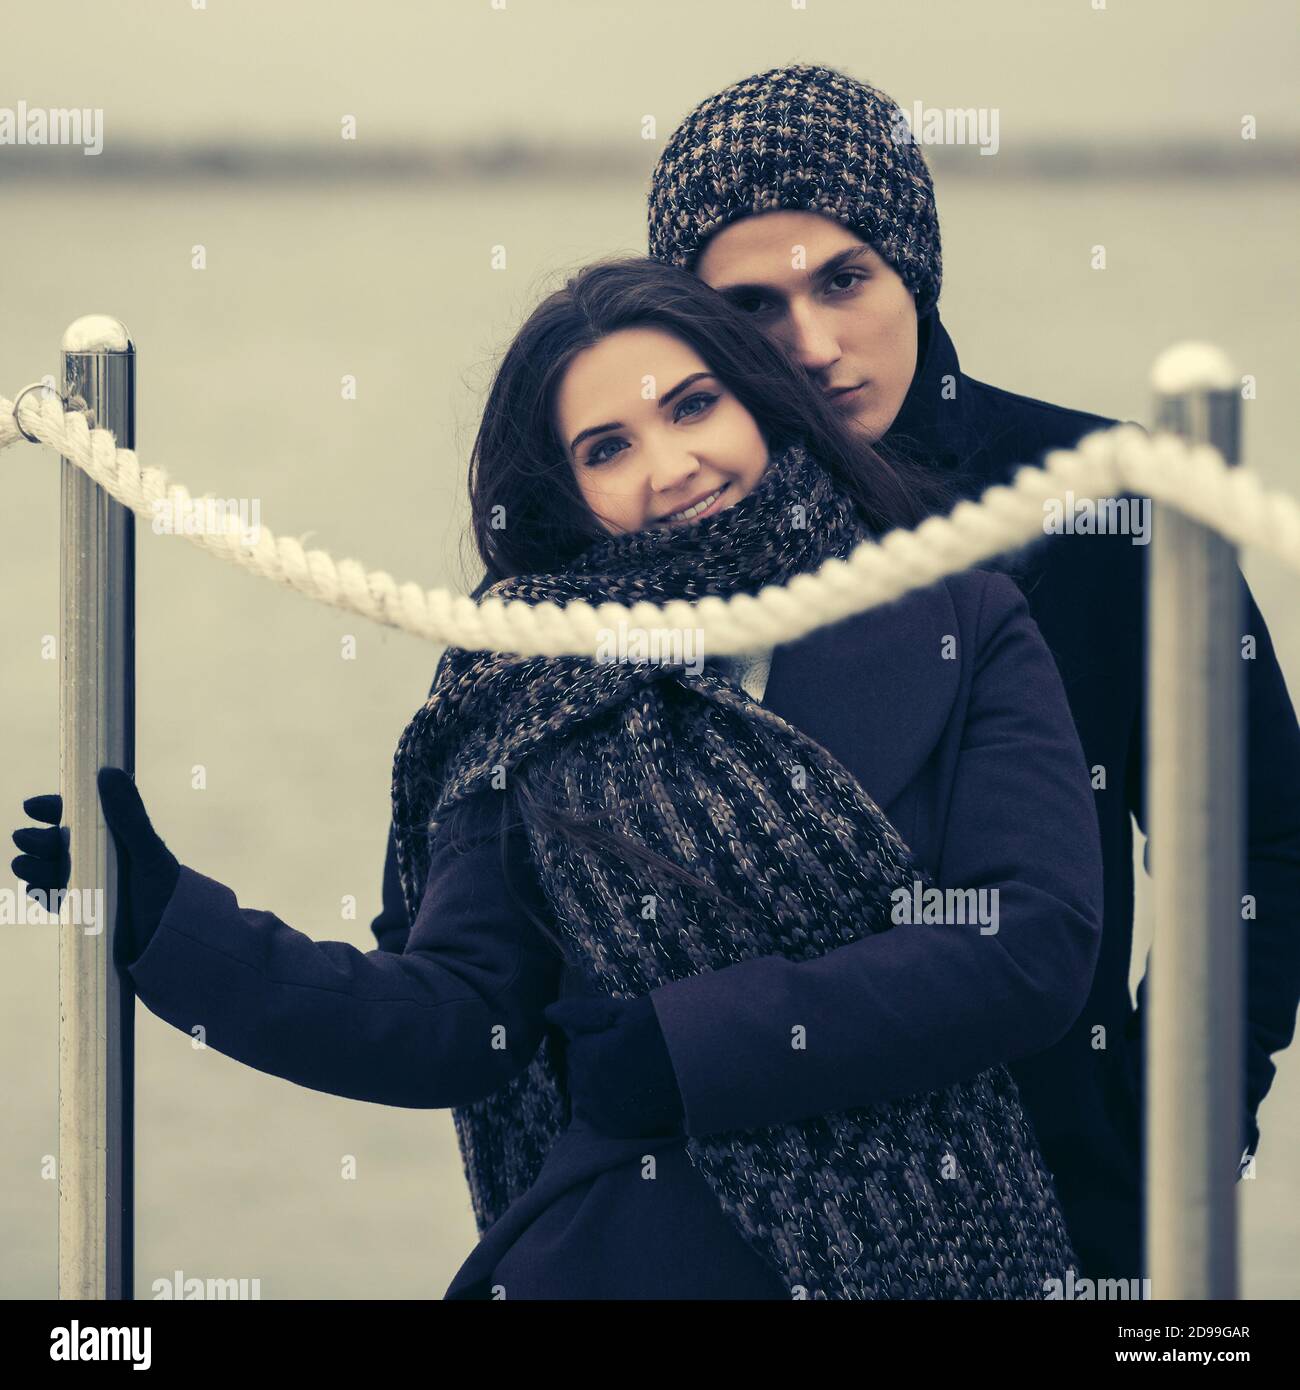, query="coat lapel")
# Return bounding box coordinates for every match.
[760,578,961,810]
